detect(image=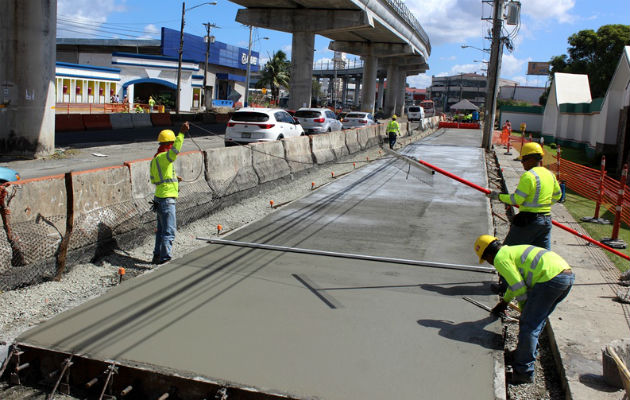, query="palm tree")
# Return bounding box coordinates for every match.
[256,50,290,104]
